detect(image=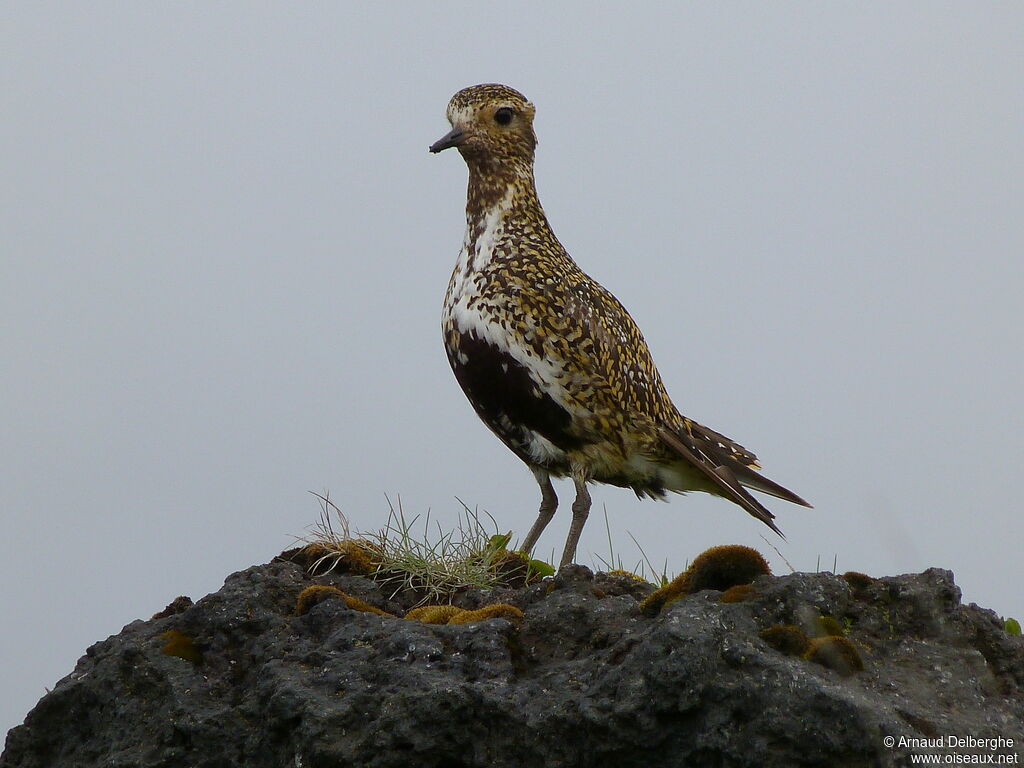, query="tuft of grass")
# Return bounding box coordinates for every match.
[813,553,839,574]
[297,493,519,606]
[592,506,671,586]
[759,534,796,574]
[299,492,379,576]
